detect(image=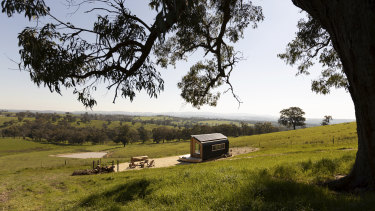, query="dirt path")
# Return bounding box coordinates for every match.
[229,147,357,161]
[118,155,189,171]
[118,147,258,172]
[229,147,259,156]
